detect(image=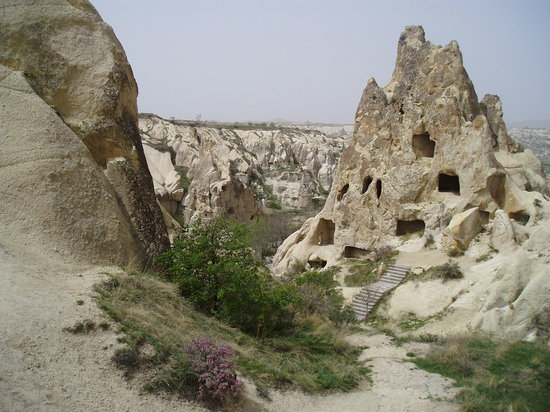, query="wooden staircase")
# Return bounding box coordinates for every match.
[351,264,410,320]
